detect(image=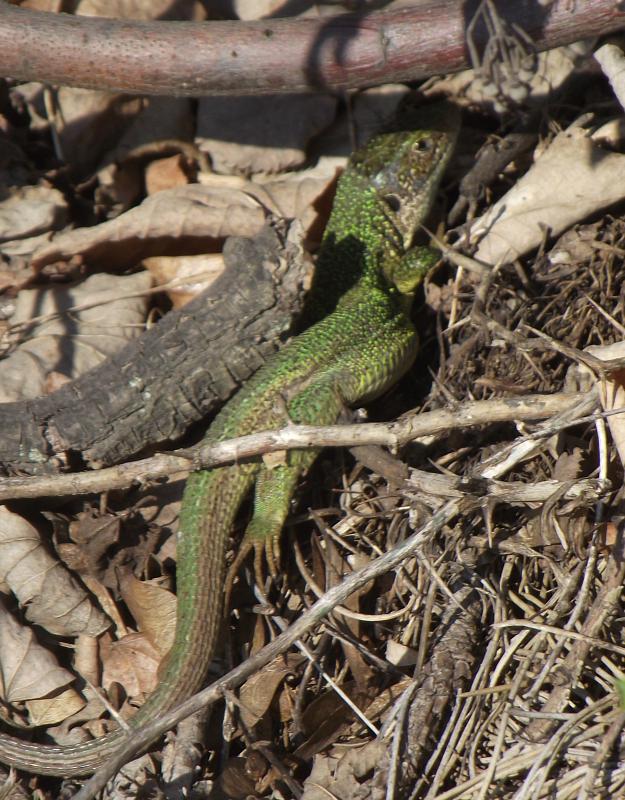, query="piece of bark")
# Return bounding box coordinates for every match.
[0,220,308,475]
[448,129,538,225]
